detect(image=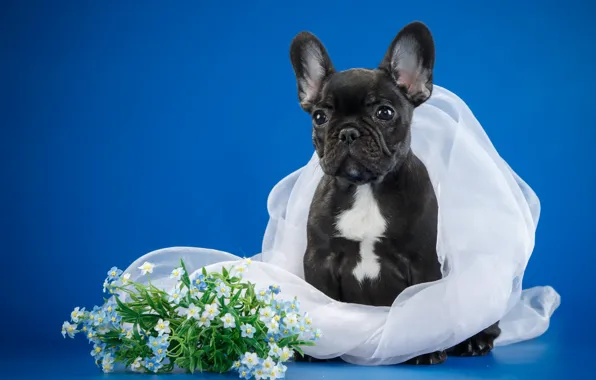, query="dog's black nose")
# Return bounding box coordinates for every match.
[339,128,360,144]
